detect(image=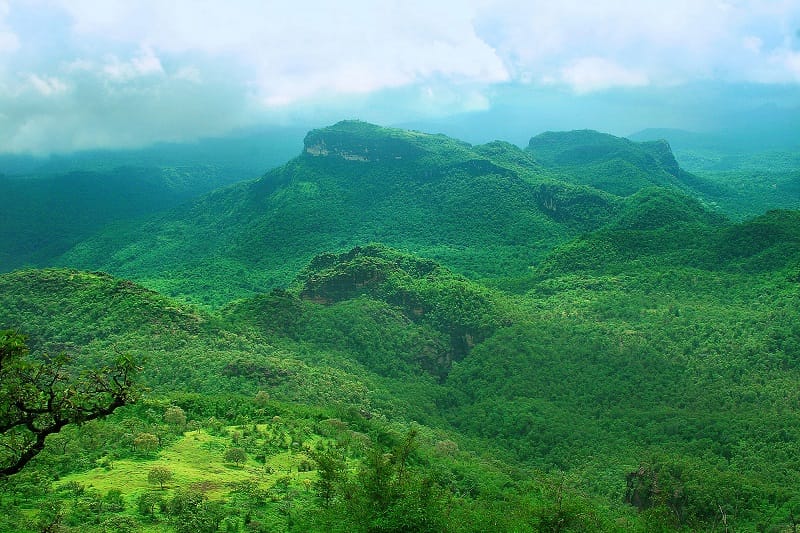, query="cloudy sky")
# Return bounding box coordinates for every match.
[1,0,799,154]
